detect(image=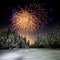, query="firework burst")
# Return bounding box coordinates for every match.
[11,3,48,34]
